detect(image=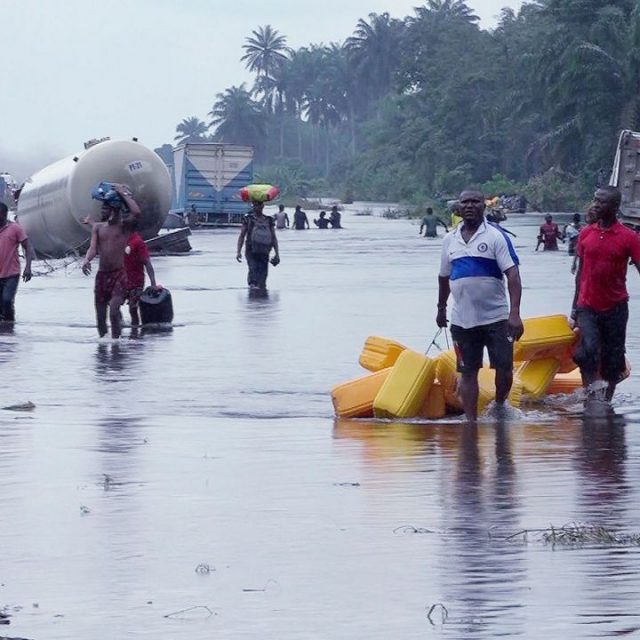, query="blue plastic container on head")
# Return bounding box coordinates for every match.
[91,181,123,208]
